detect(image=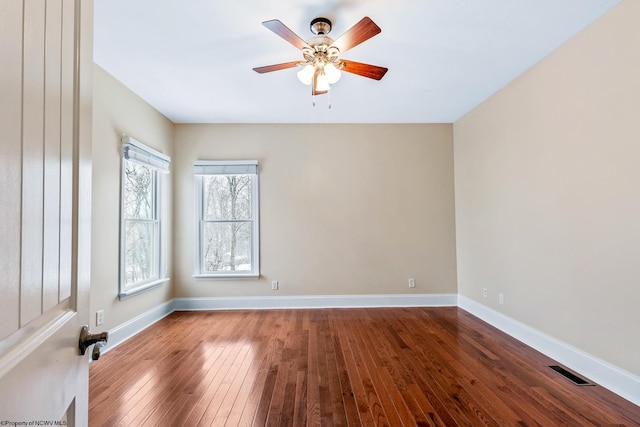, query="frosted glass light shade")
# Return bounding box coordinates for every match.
[297,65,314,85]
[315,73,330,92]
[324,63,341,84]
